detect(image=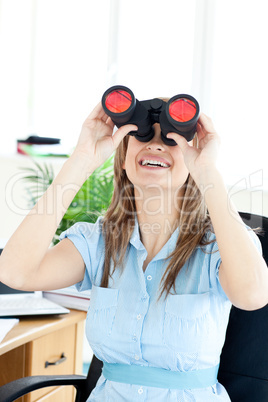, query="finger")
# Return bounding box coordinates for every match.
[106,116,115,129]
[87,102,102,119]
[196,123,206,143]
[112,124,138,149]
[87,102,109,122]
[166,132,190,152]
[198,113,216,134]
